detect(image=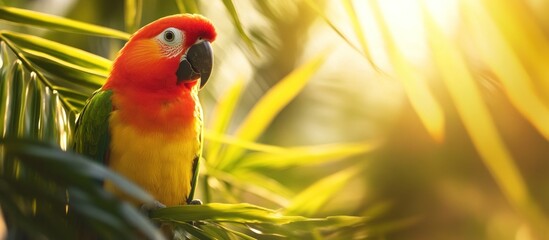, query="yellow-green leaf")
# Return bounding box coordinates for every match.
[285,167,360,216]
[238,142,377,169]
[206,78,246,166]
[464,0,549,141]
[207,168,292,206]
[342,0,377,69]
[0,7,130,39]
[175,0,200,14]
[0,31,111,72]
[369,0,444,141]
[205,130,284,155]
[124,0,142,33]
[151,203,365,228]
[481,0,549,100]
[219,53,326,169]
[422,4,549,236]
